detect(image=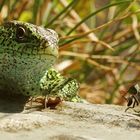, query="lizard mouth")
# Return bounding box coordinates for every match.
[7,42,59,58]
